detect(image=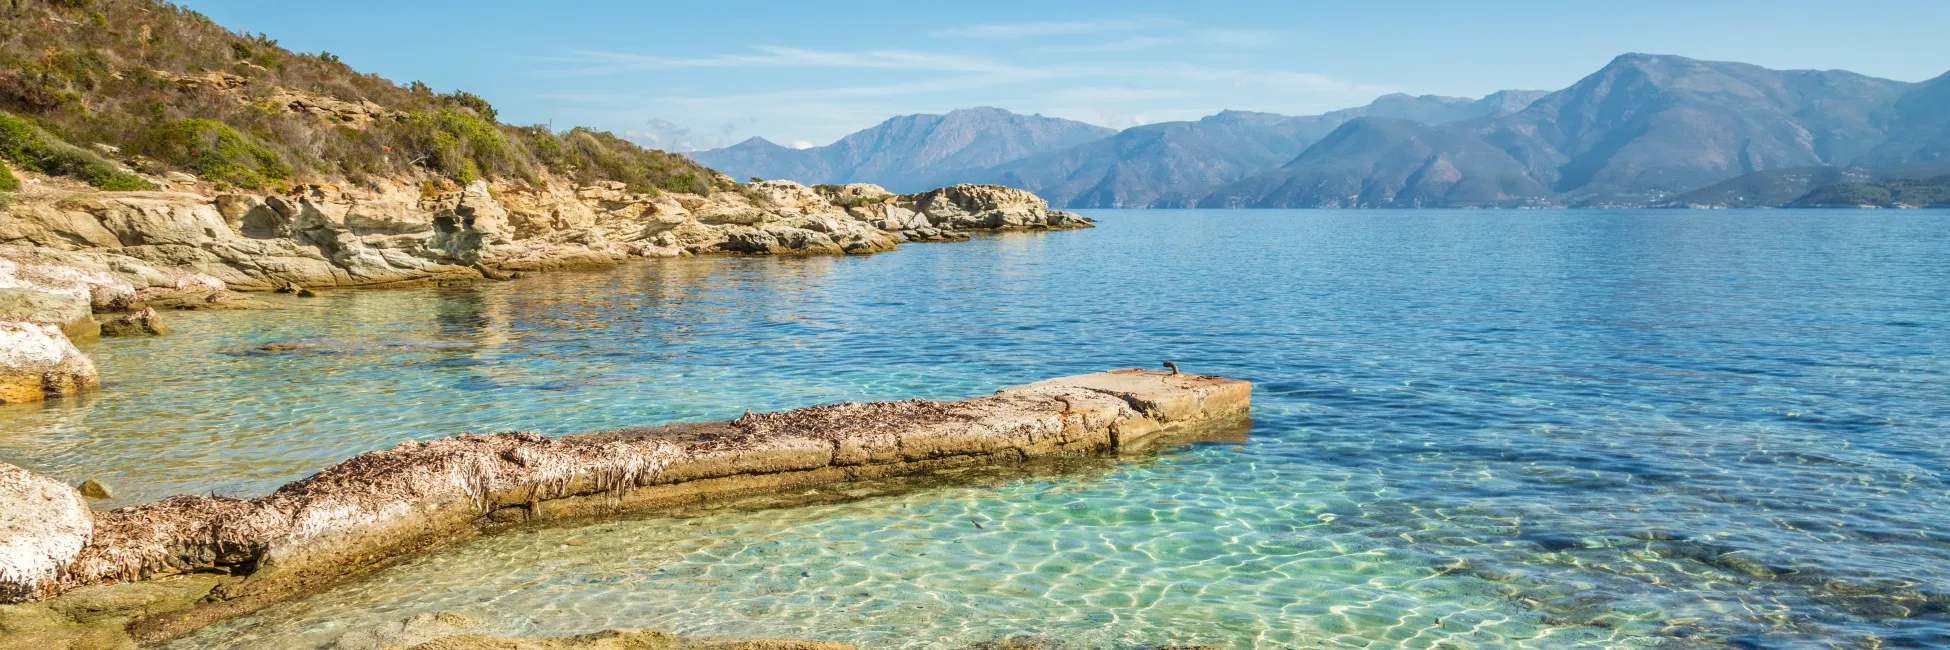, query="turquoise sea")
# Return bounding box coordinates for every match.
[3,210,1948,648]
